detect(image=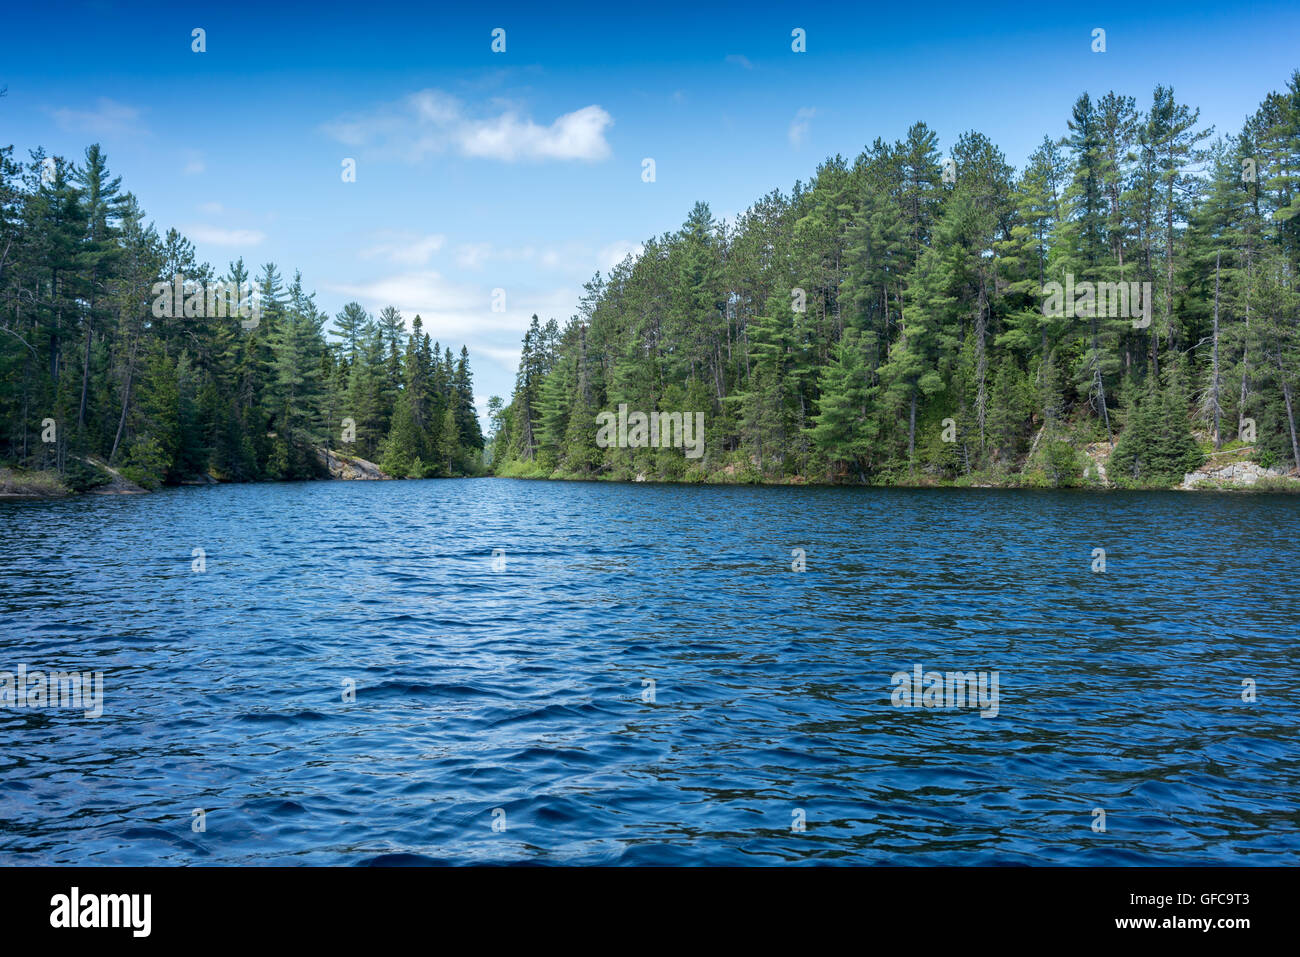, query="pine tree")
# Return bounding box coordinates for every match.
[810,329,872,479]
